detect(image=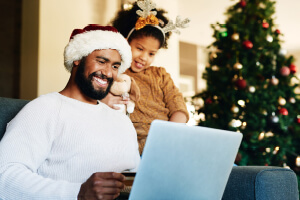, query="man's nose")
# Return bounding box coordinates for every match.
[102,64,113,77]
